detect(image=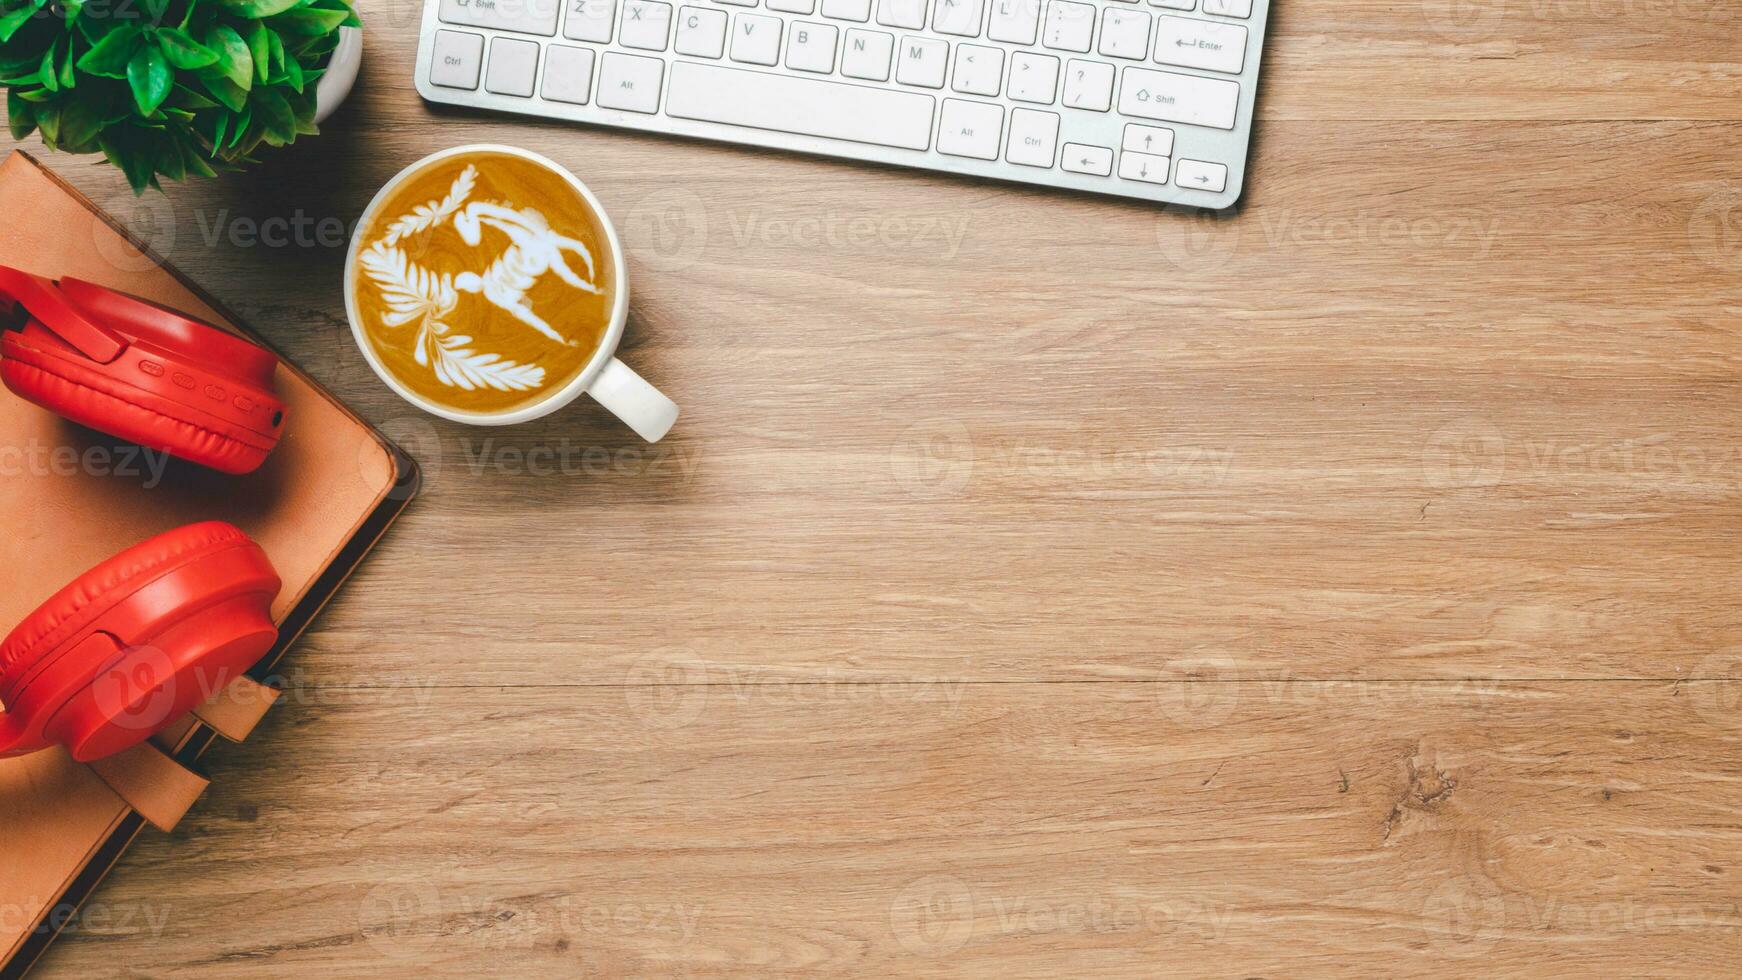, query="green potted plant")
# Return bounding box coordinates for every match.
[0,0,360,193]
